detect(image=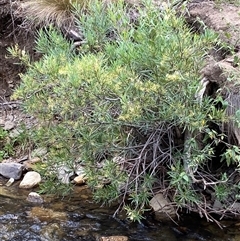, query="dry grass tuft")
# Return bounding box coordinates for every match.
[18,0,88,28]
[16,0,142,30]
